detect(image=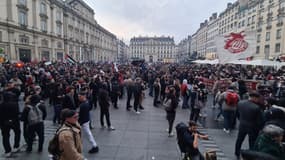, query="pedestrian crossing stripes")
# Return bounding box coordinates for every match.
[198,128,229,160]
